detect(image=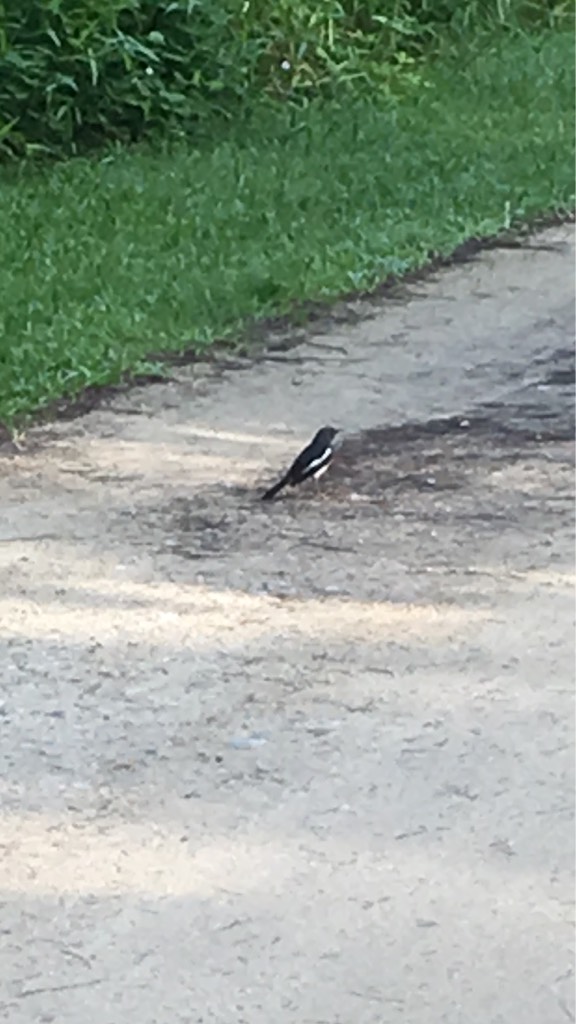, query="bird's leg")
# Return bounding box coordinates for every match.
[313,463,329,497]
